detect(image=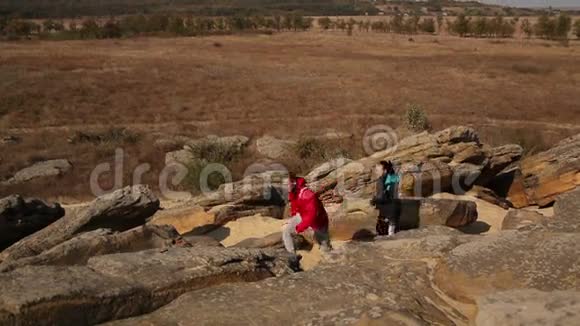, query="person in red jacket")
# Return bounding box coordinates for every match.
[283,175,331,263]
